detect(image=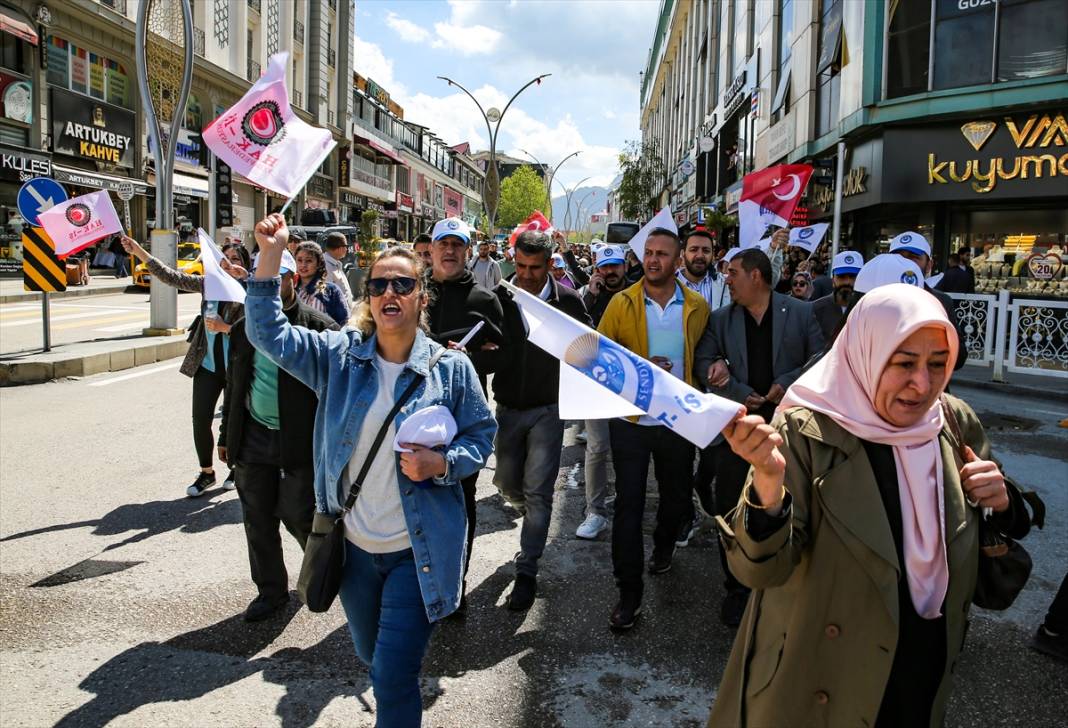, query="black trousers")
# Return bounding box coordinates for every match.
[714,442,752,593]
[1045,573,1068,634]
[682,443,718,528]
[235,417,315,601]
[191,365,227,469]
[460,472,478,585]
[609,420,695,595]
